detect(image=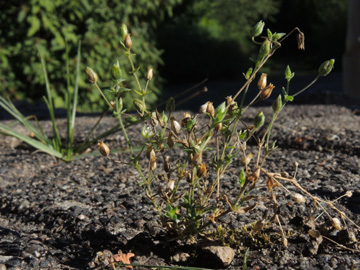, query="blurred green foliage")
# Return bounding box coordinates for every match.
[0,0,181,111]
[0,0,348,110]
[157,0,280,82]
